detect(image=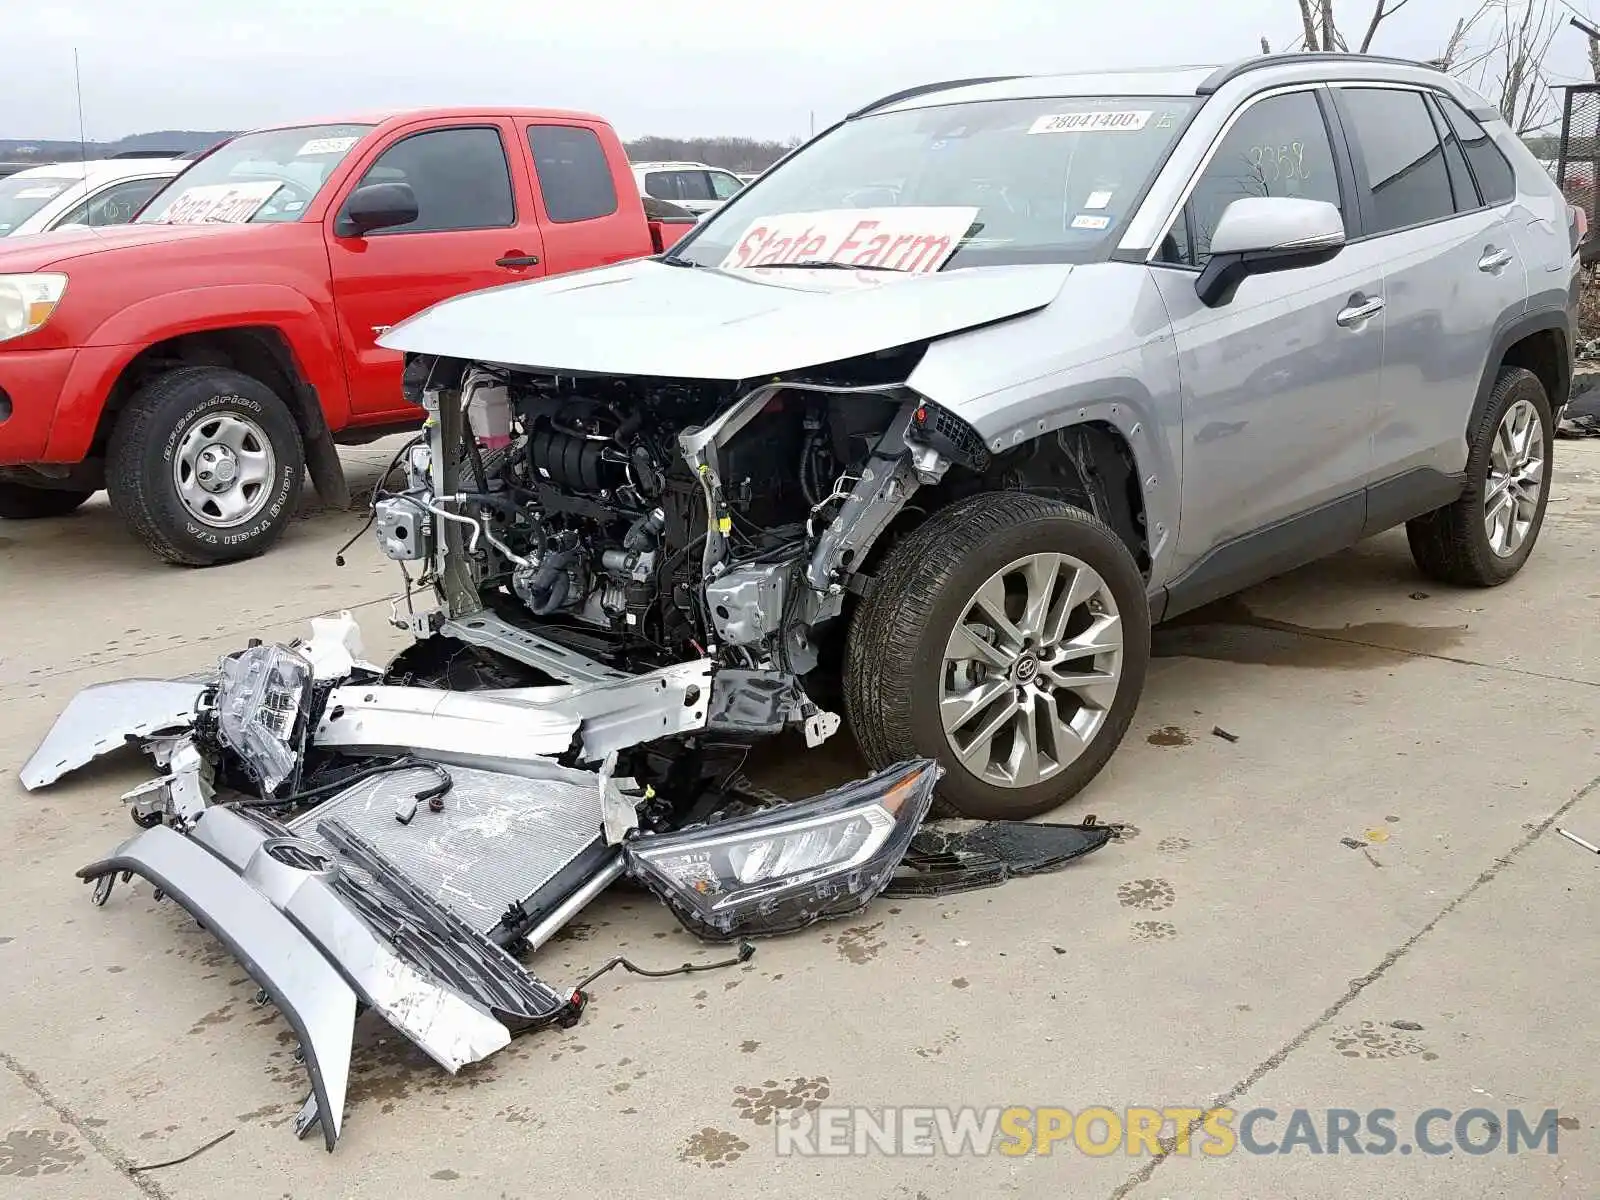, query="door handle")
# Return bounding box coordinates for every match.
[496,254,541,268]
[1335,297,1384,327]
[1478,246,1513,273]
